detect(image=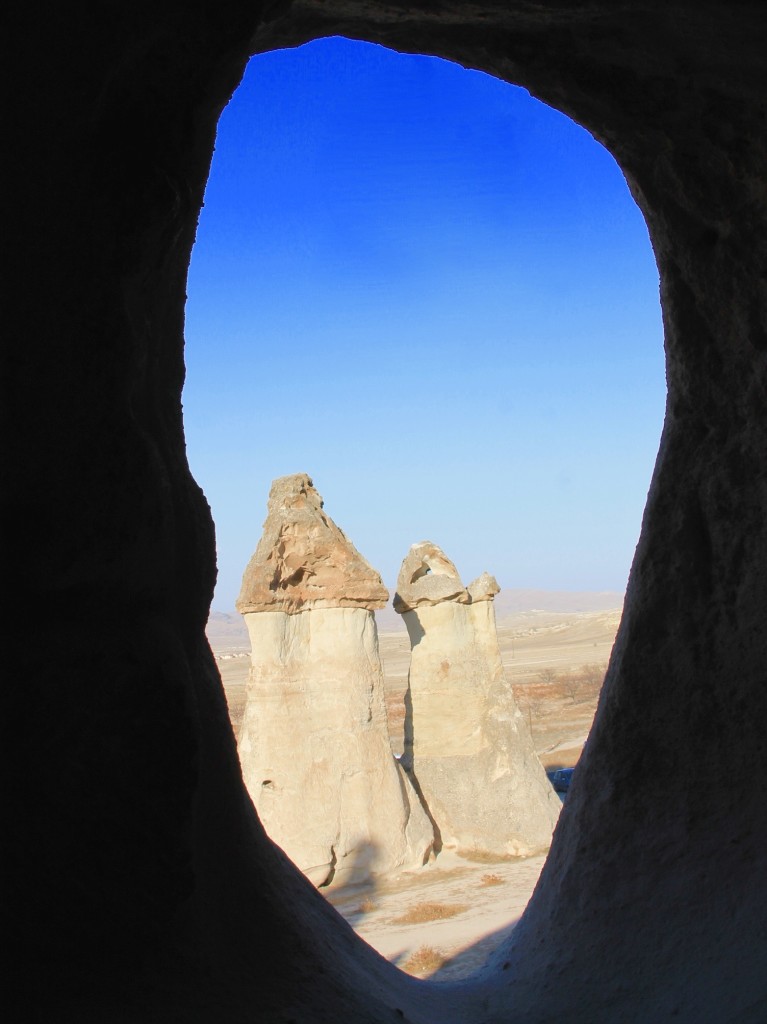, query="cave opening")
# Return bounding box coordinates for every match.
[184,34,665,981]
